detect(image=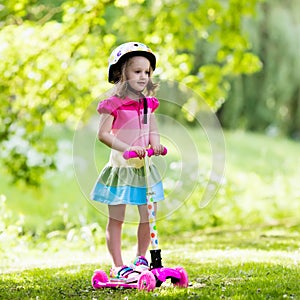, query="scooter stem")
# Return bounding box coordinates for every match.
[144,155,159,249]
[150,249,163,269]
